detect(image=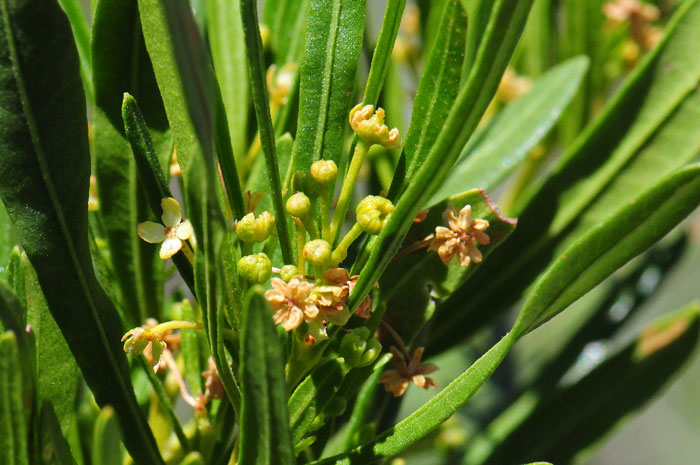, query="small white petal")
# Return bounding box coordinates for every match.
[176,219,194,240]
[161,197,182,227]
[160,237,182,259]
[137,222,165,243]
